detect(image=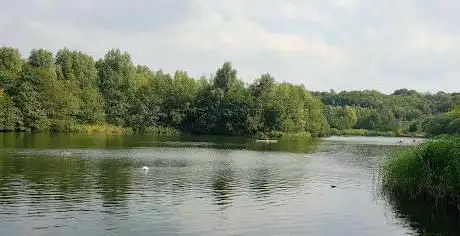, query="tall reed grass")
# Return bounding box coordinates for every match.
[66,124,127,134]
[254,131,312,139]
[381,136,460,208]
